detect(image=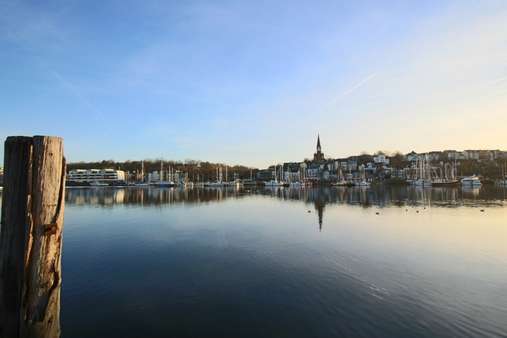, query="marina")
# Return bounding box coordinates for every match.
[62,139,507,190]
